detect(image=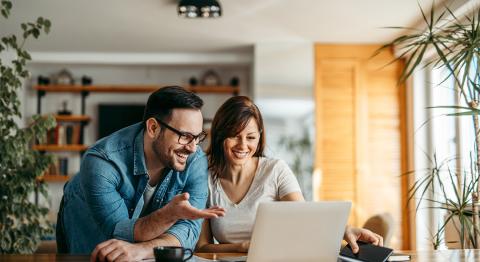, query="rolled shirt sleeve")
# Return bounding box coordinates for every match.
[112,219,137,242]
[166,153,208,249]
[80,150,138,242]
